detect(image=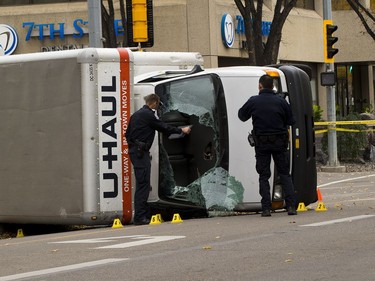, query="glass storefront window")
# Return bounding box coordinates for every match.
[336,65,350,116]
